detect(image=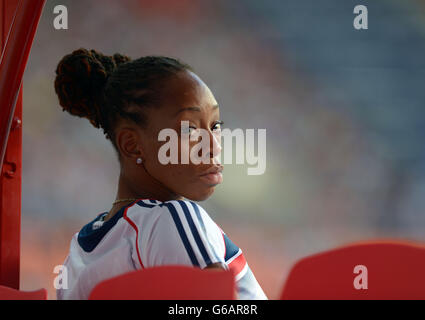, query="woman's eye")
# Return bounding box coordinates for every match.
[212,121,223,132]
